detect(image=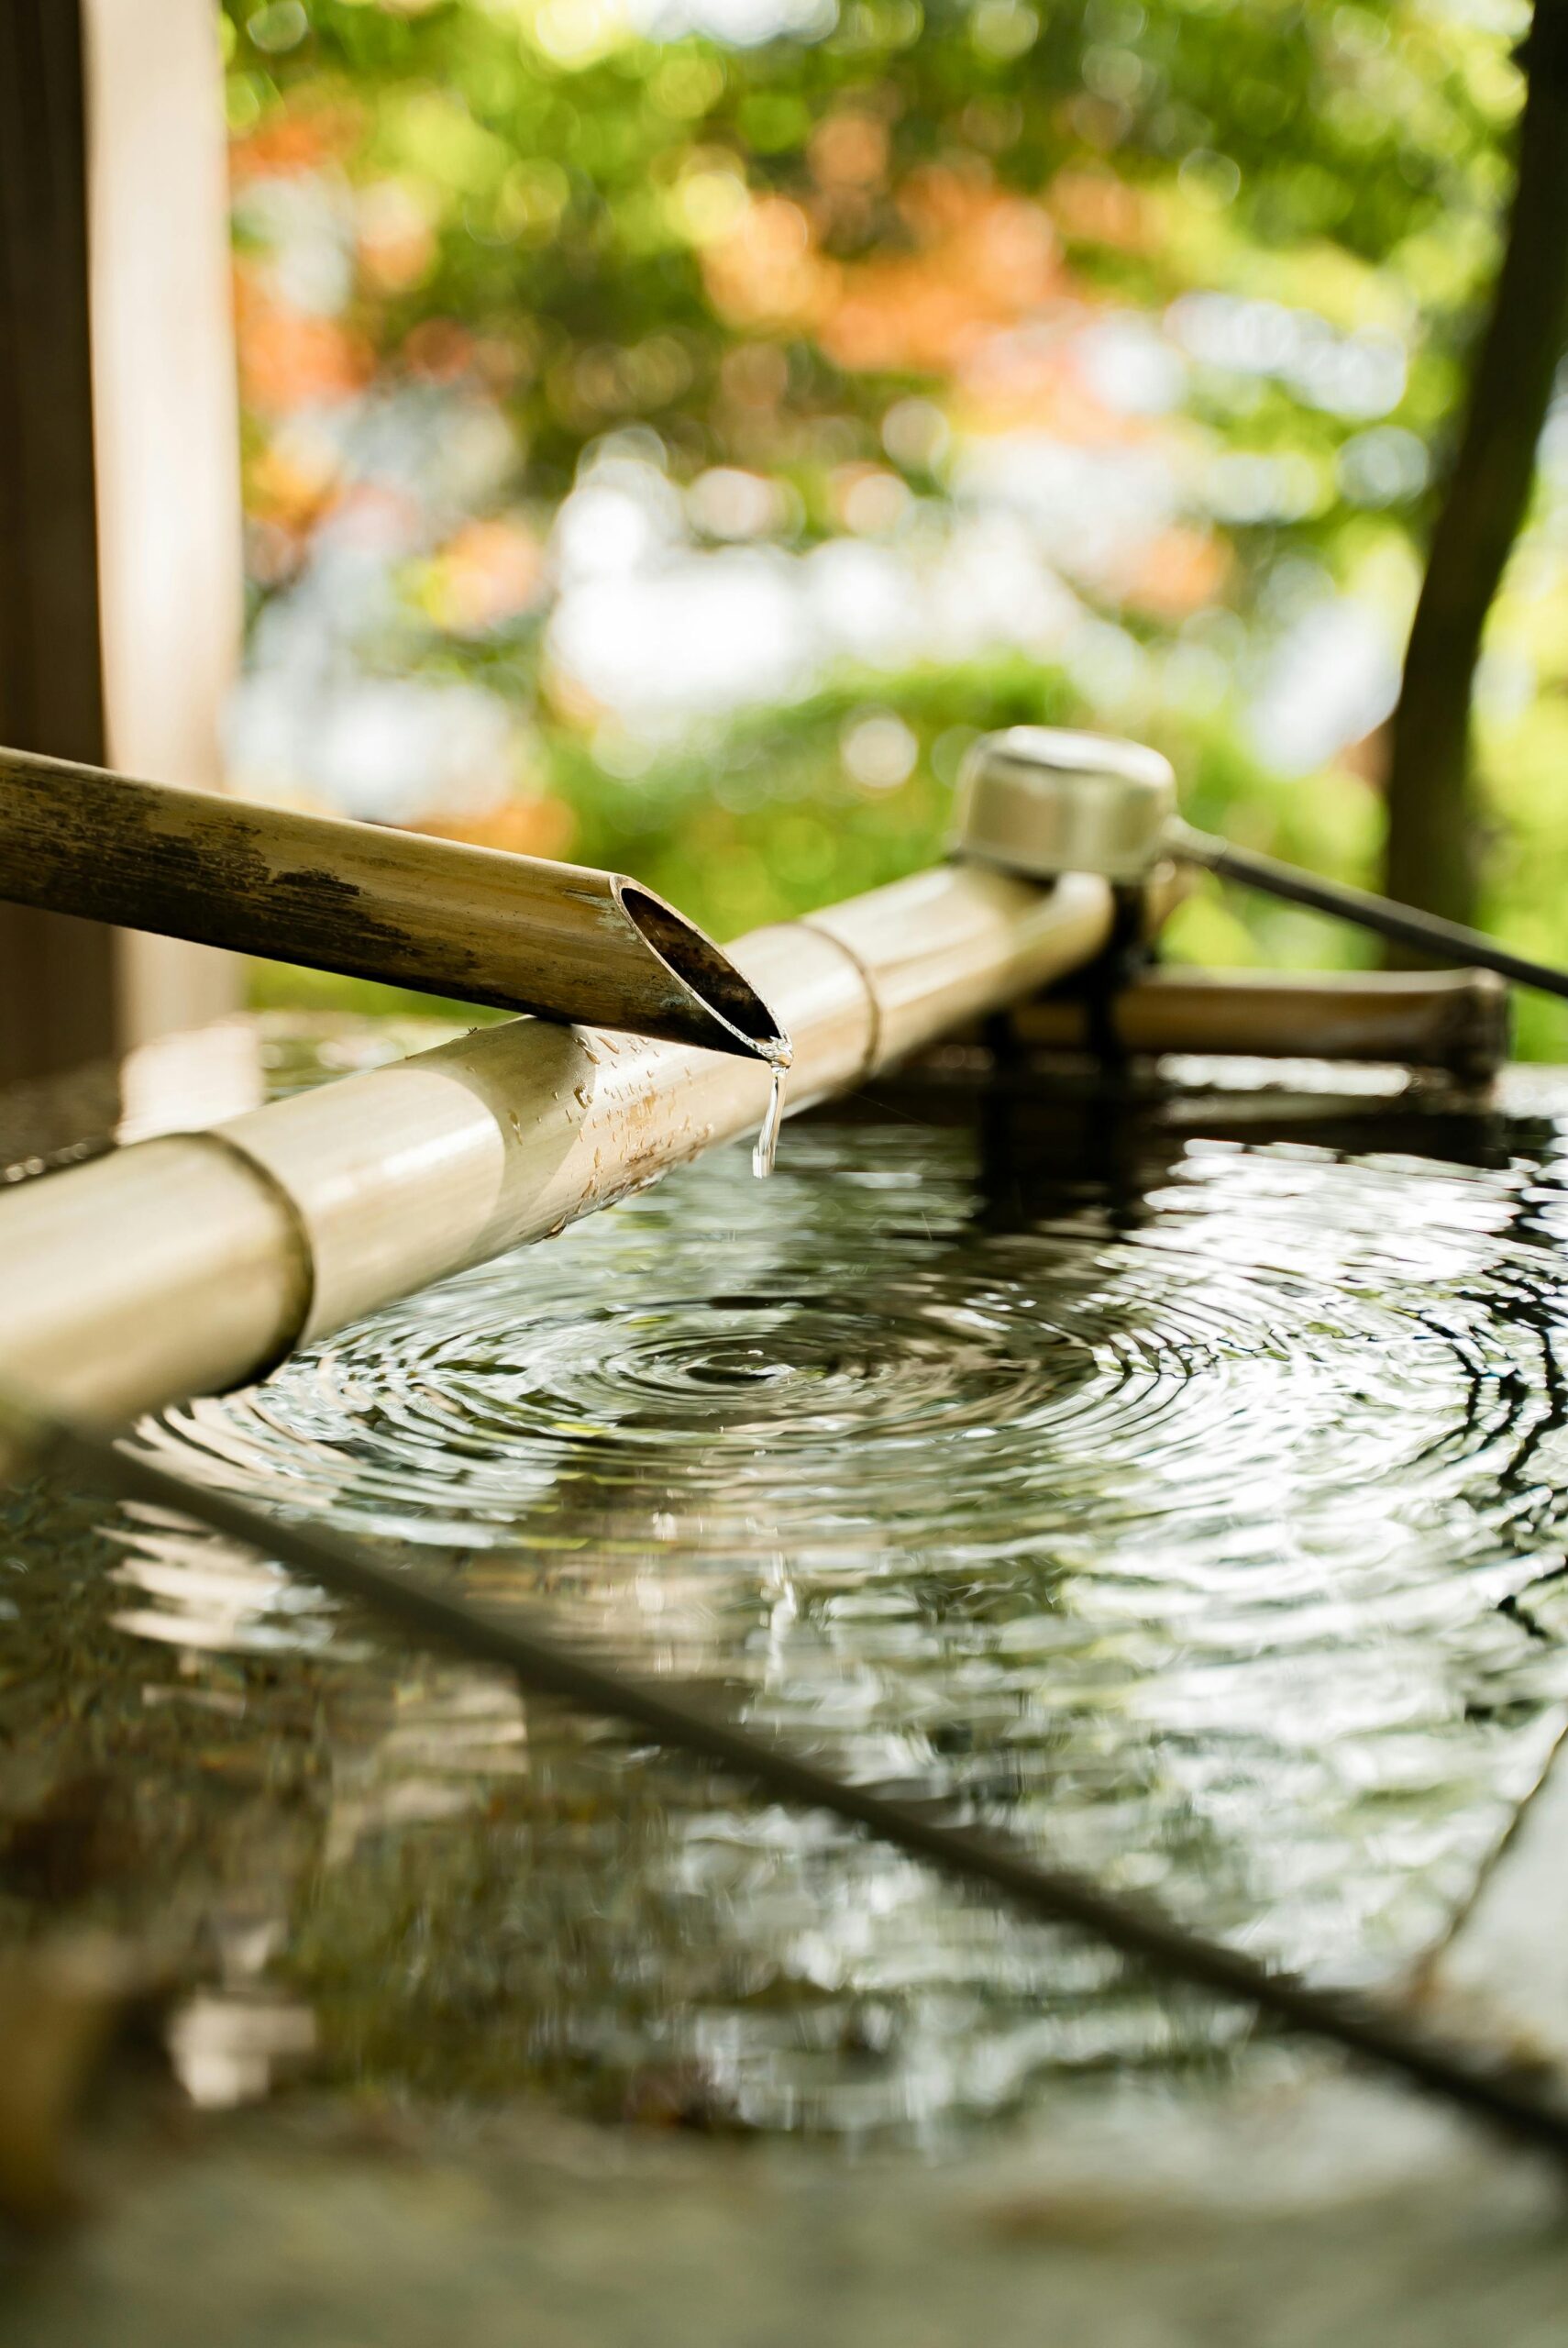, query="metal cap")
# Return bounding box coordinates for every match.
[950,727,1176,883]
